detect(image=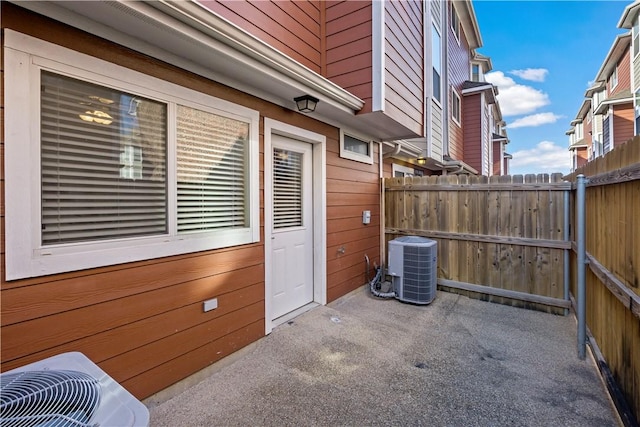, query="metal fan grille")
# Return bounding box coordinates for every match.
[0,370,100,427]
